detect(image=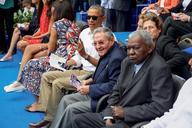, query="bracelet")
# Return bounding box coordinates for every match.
[39,46,42,50]
[84,54,90,60]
